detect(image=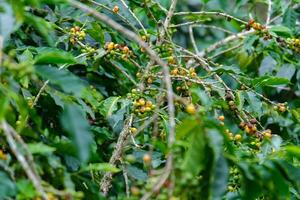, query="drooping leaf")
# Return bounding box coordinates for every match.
[60,104,93,163]
[34,47,76,64]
